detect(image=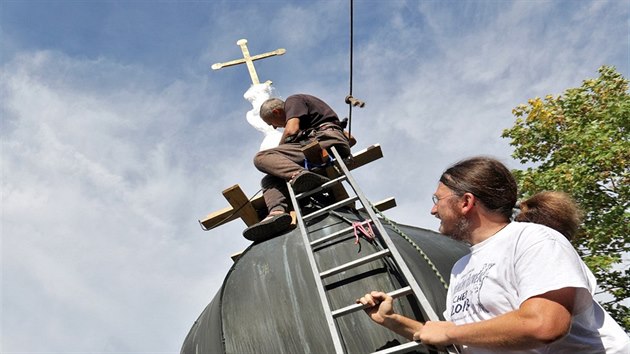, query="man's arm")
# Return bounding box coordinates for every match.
[417,287,575,349]
[280,117,300,144]
[357,291,424,340]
